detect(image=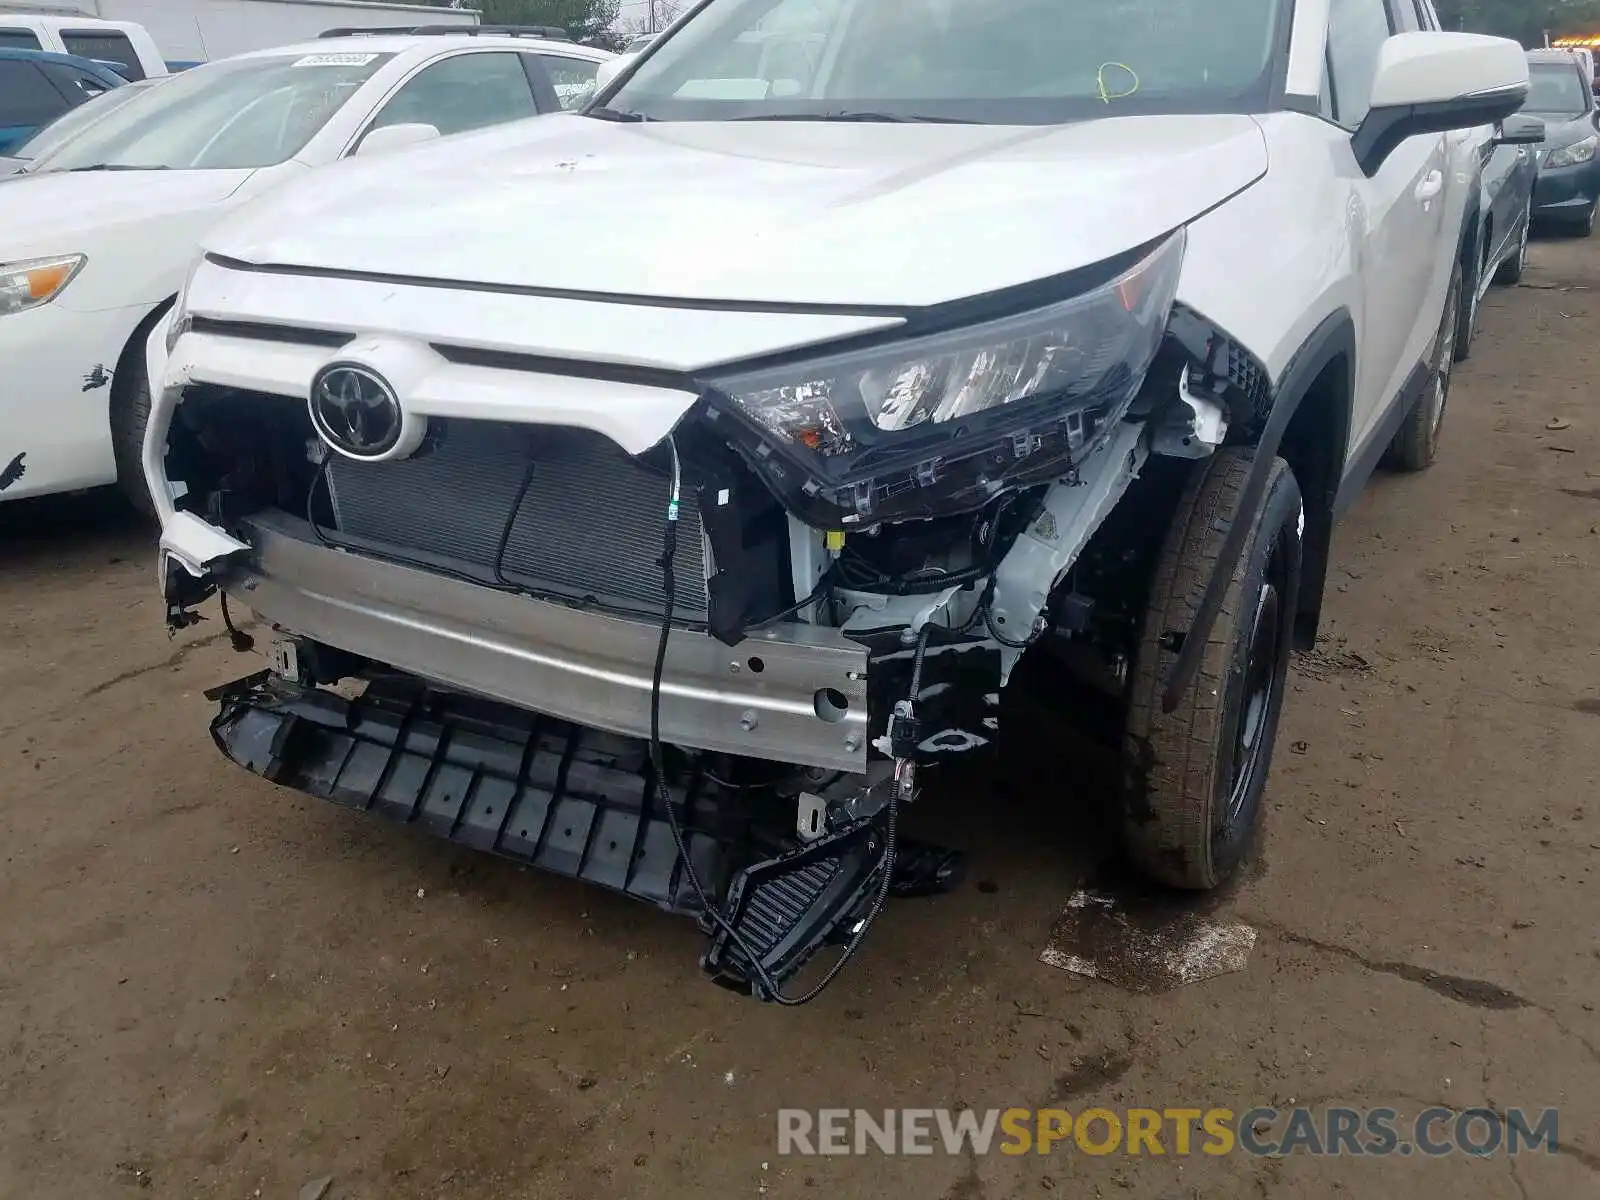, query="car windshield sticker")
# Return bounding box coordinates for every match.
[291,53,378,68]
